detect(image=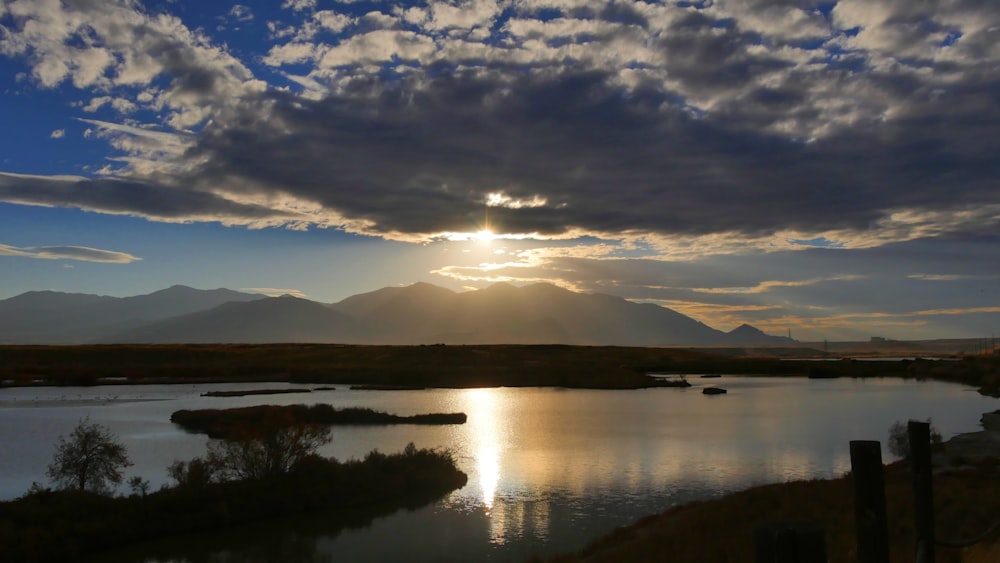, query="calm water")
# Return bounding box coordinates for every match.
[1,376,996,561]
